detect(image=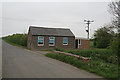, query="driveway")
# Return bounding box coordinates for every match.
[2,40,102,78]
